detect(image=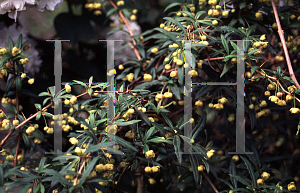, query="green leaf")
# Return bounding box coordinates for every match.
[229,174,251,186]
[0,165,3,186]
[173,135,182,164]
[230,160,237,189]
[105,133,138,152]
[170,84,181,100]
[240,156,257,186]
[0,55,10,65]
[34,103,41,111]
[147,137,172,144]
[8,36,14,51]
[190,154,200,184]
[164,2,182,12]
[143,144,149,153]
[33,183,40,193]
[220,62,231,78]
[164,17,187,35]
[15,76,22,94]
[36,112,42,121]
[78,155,100,187]
[192,112,206,139]
[161,113,173,128]
[250,66,259,75]
[154,28,179,45]
[5,77,15,94]
[16,34,23,49]
[135,107,151,126]
[221,34,229,54]
[114,120,141,126]
[2,103,17,114]
[22,133,31,149]
[144,126,156,141]
[38,92,52,97]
